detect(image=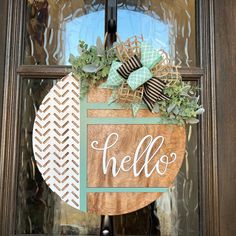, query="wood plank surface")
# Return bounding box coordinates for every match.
[215,0,236,235]
[87,88,186,215]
